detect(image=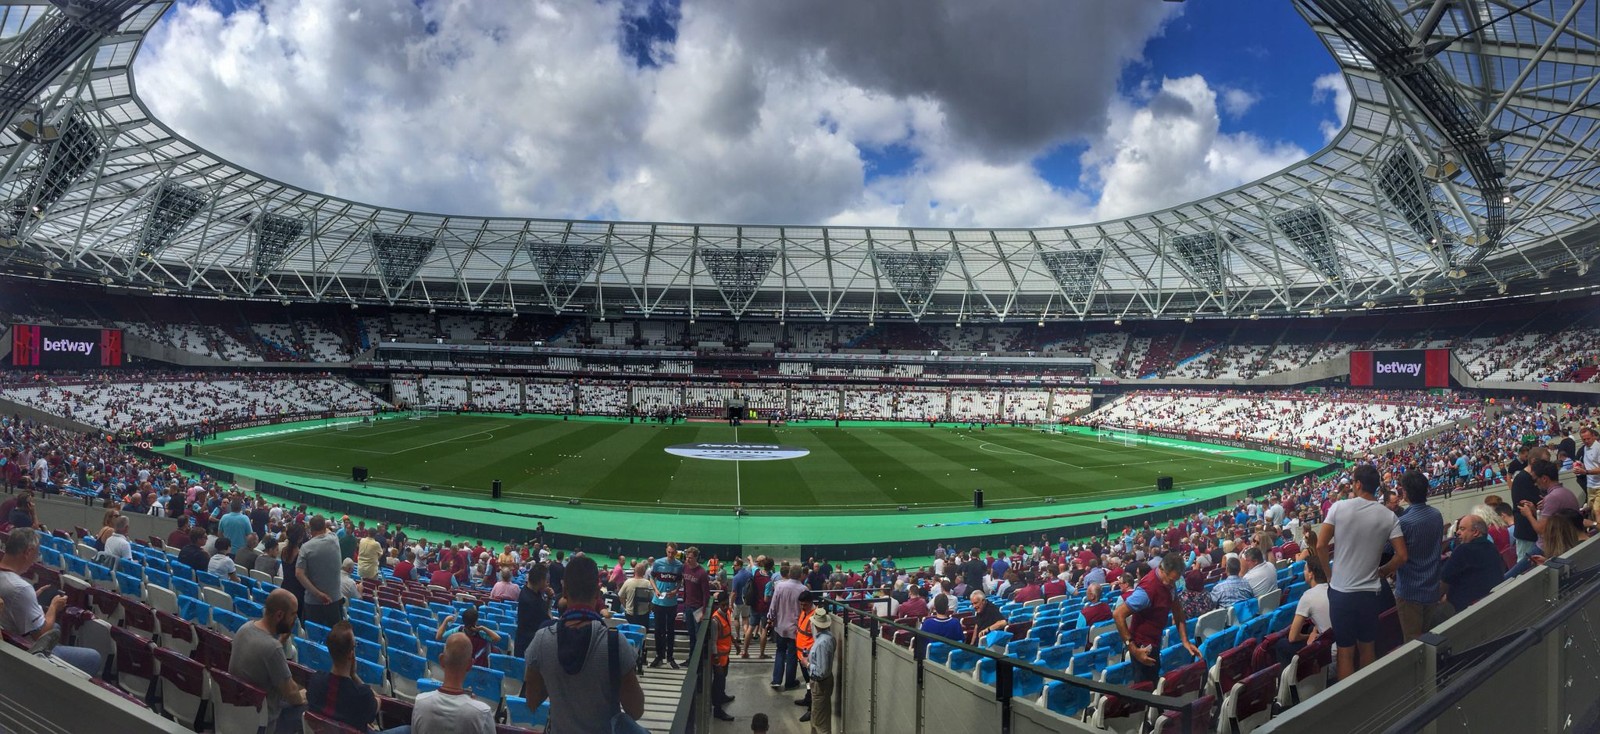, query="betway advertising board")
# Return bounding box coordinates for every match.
[10,324,124,368]
[1349,349,1450,388]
